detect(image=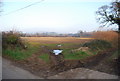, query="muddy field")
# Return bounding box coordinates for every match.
[3,37,119,78]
